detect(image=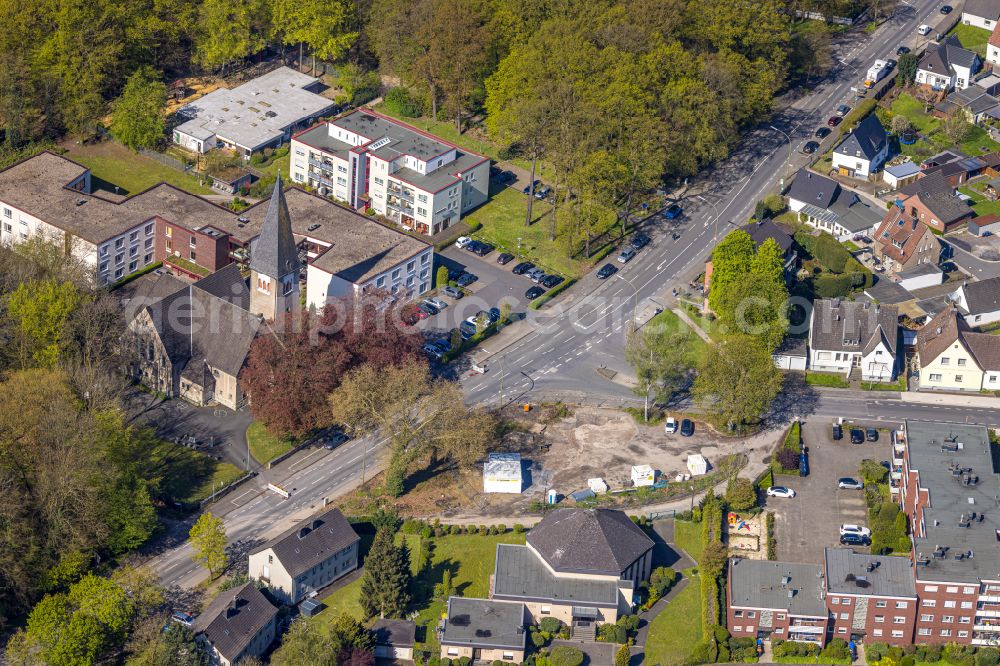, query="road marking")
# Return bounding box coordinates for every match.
[230,489,257,506]
[288,448,324,472]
